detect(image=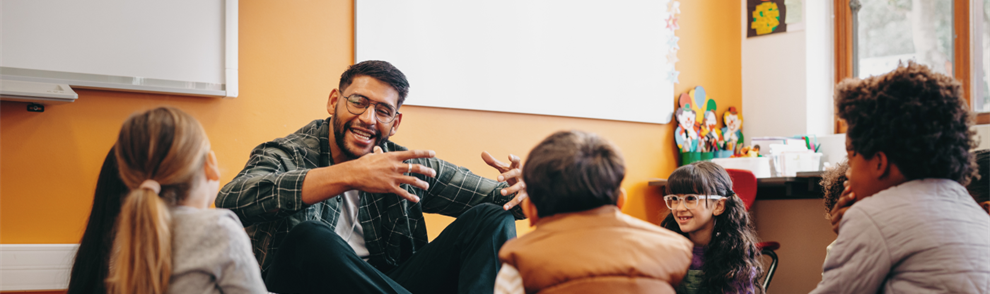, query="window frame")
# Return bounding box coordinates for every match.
[834,0,989,132]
